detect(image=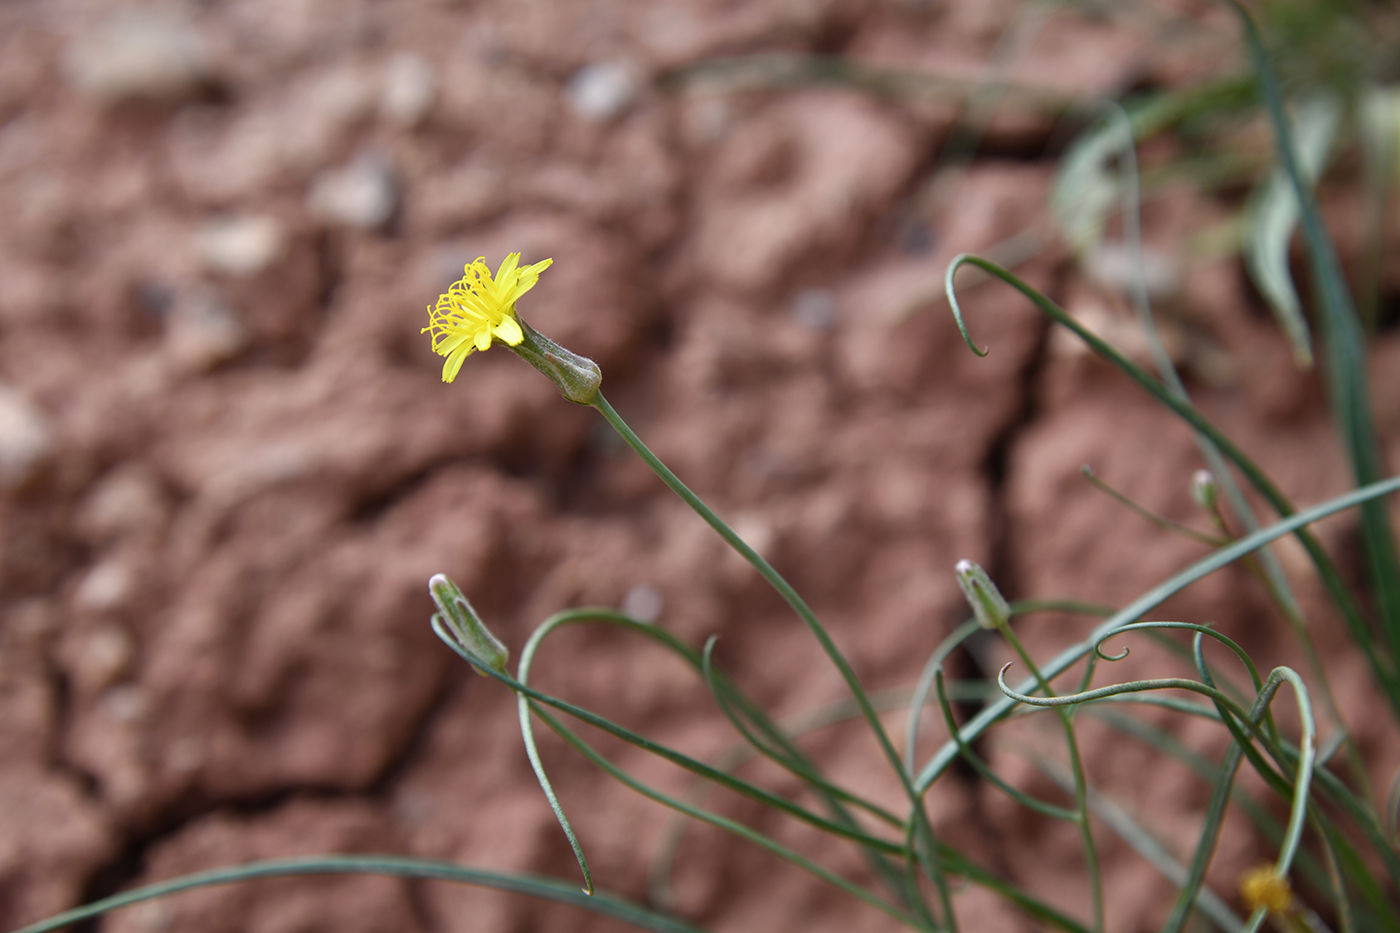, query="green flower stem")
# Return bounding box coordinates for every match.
[915,473,1400,796]
[589,404,918,778]
[1228,0,1400,657]
[10,856,709,933]
[523,697,925,929]
[933,670,1077,821]
[433,611,903,856]
[904,600,1113,775]
[946,253,1400,712]
[696,636,912,905]
[590,394,958,931]
[986,614,1104,933]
